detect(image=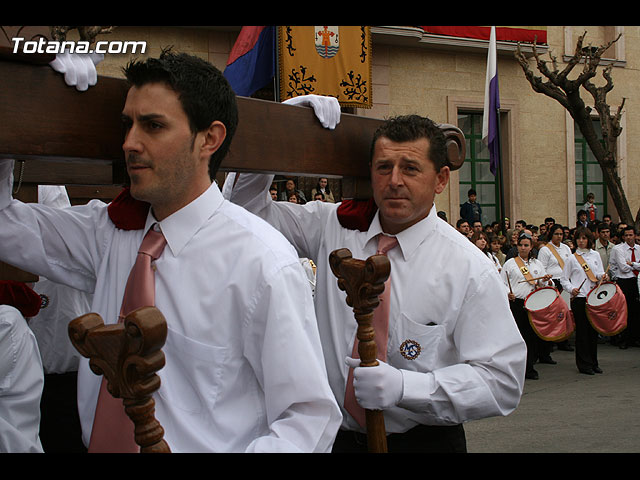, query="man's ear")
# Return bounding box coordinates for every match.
[435,165,450,195]
[199,120,226,160]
